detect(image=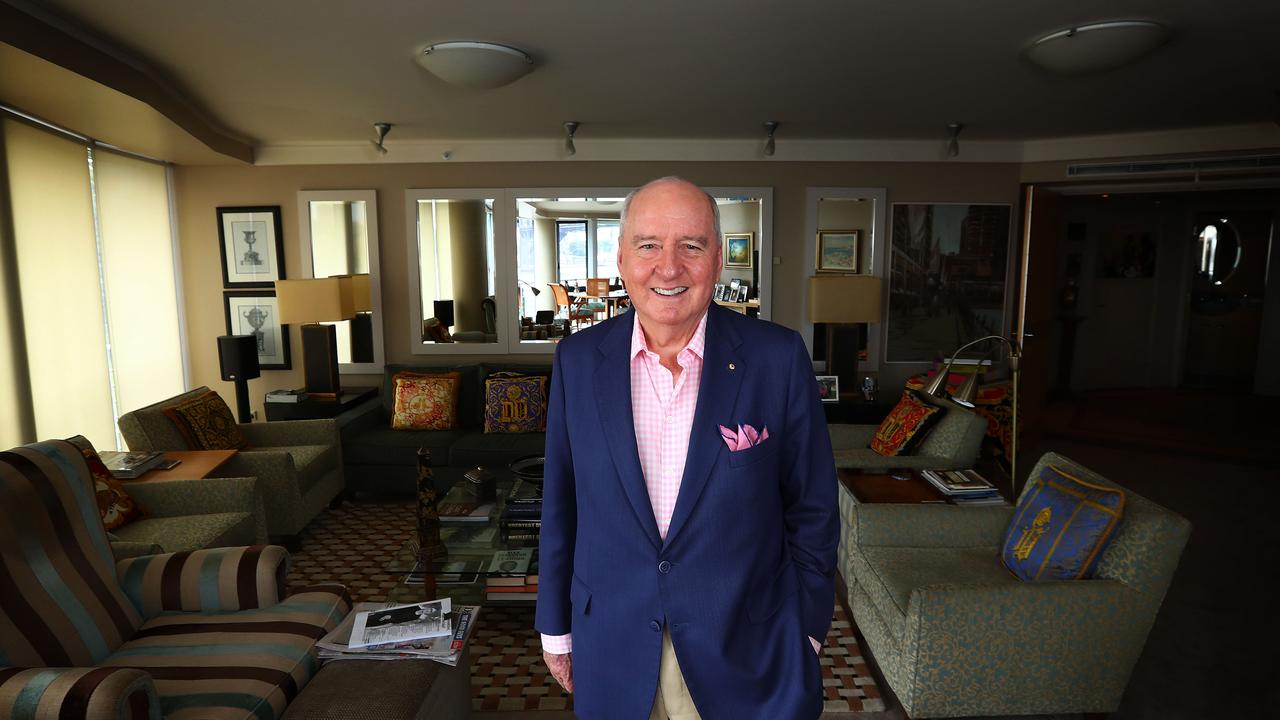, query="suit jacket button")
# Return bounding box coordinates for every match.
[649,620,661,632]
[658,560,671,574]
